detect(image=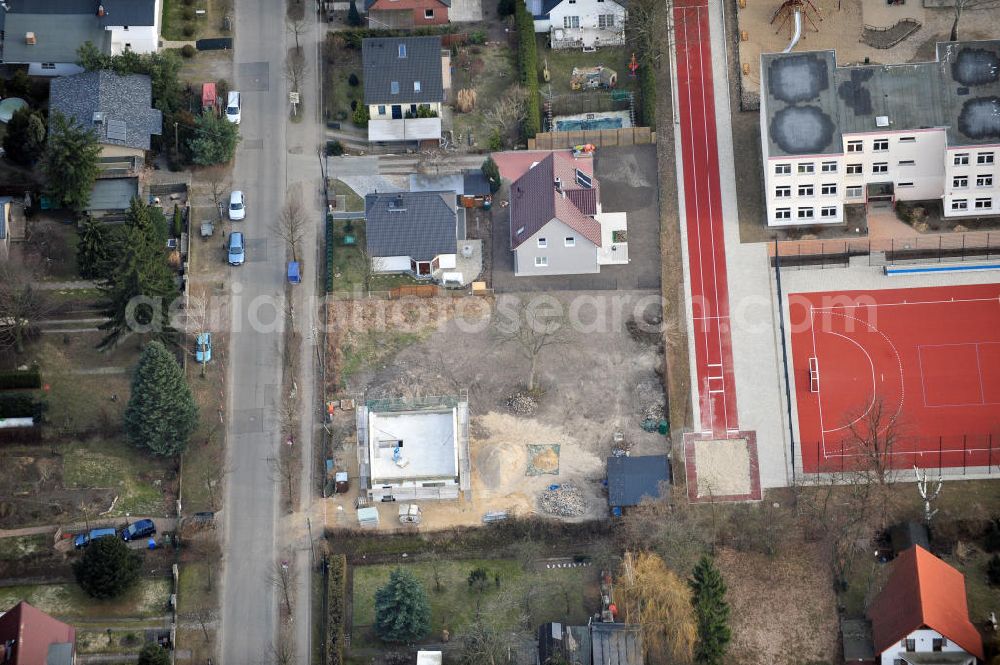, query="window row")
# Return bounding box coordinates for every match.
[536,236,576,248]
[846,136,918,153]
[950,197,994,211]
[774,161,837,175]
[775,184,838,197]
[953,152,995,166]
[773,206,838,220]
[952,174,995,188]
